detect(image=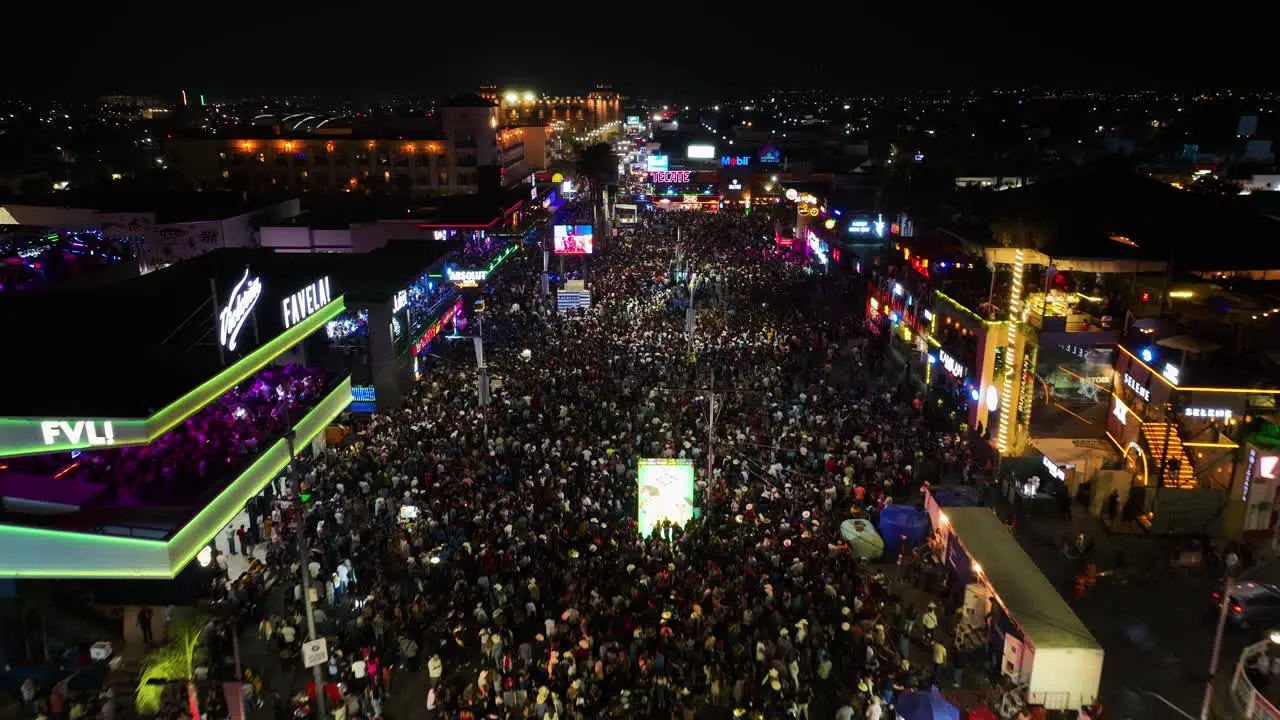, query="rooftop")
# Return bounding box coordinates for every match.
[945,506,1102,651]
[2,190,273,224]
[972,167,1280,270]
[260,190,530,231]
[1,248,347,418]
